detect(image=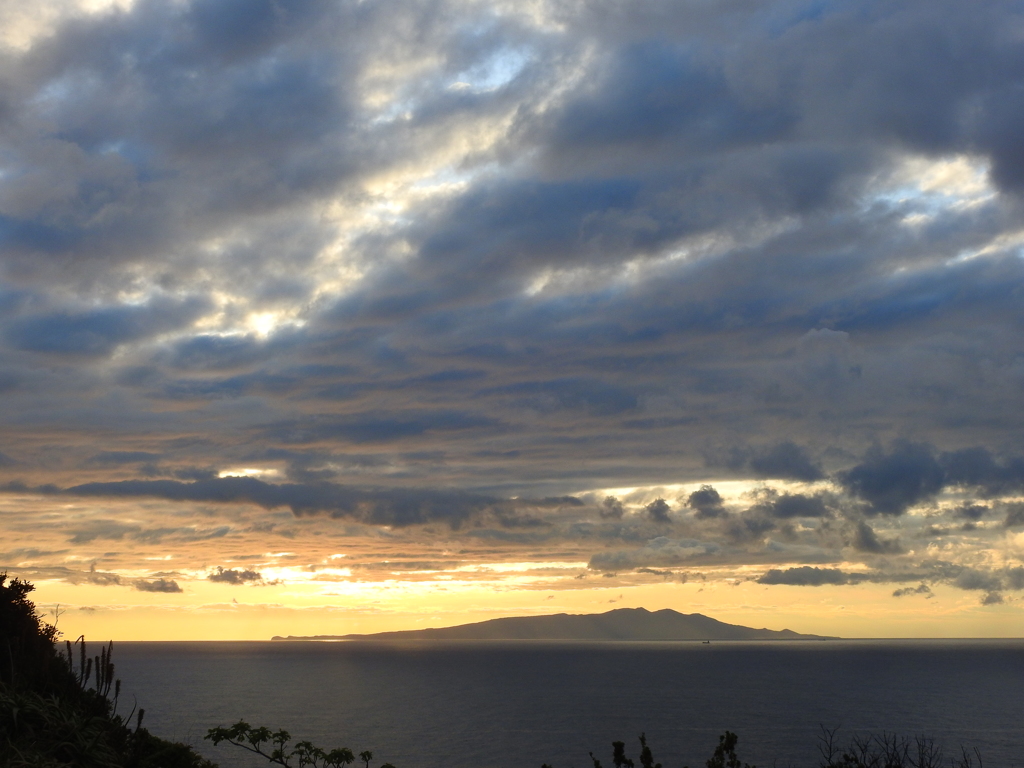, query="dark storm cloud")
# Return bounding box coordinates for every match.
[59,477,515,527]
[161,334,277,372]
[601,496,625,519]
[941,448,1024,497]
[730,443,825,482]
[952,502,989,521]
[492,510,552,529]
[837,442,945,516]
[750,490,831,519]
[723,511,777,543]
[687,485,725,519]
[952,568,1004,593]
[750,444,824,482]
[892,584,932,598]
[540,40,792,152]
[134,578,182,593]
[81,568,123,587]
[416,177,654,277]
[588,536,721,571]
[645,498,672,523]
[851,521,904,555]
[831,443,1024,516]
[757,562,1024,594]
[6,297,210,356]
[1006,567,1024,590]
[635,567,677,579]
[757,567,858,586]
[208,567,263,585]
[1005,504,1024,528]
